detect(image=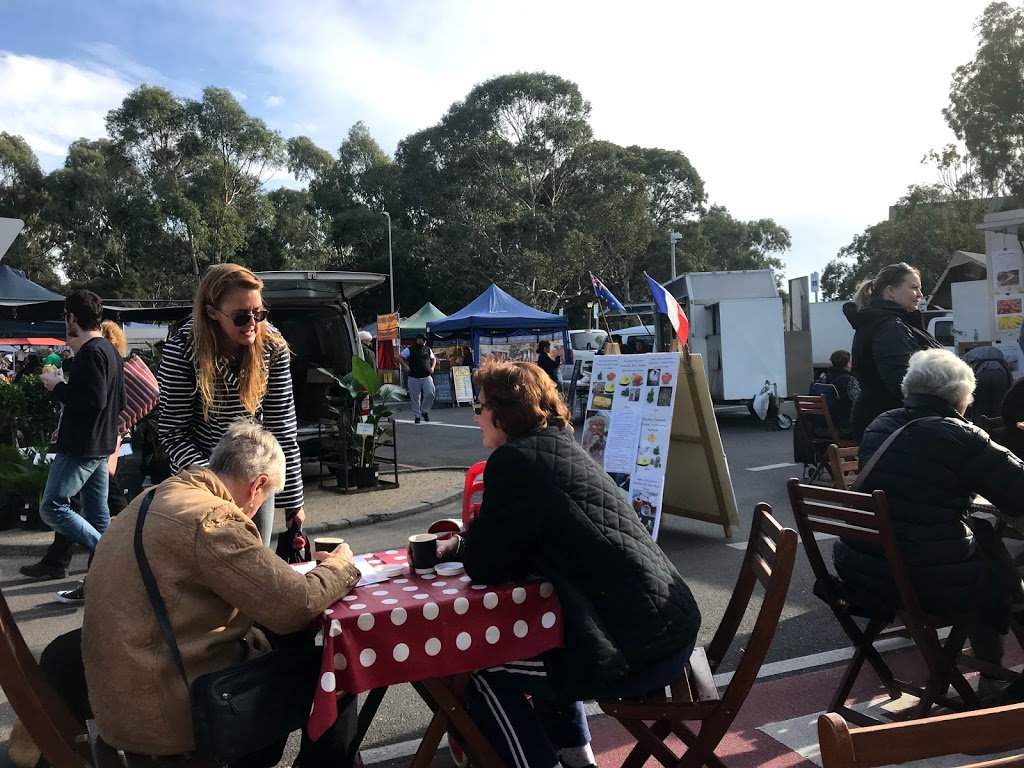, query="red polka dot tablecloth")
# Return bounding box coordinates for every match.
[307,549,564,741]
